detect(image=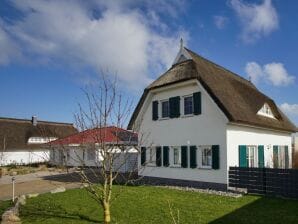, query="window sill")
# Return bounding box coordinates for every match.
[198,167,212,170]
[170,165,181,168]
[181,114,194,118]
[159,117,170,121]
